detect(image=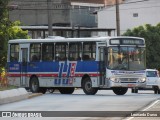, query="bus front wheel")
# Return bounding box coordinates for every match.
[82,77,98,95]
[112,87,128,95]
